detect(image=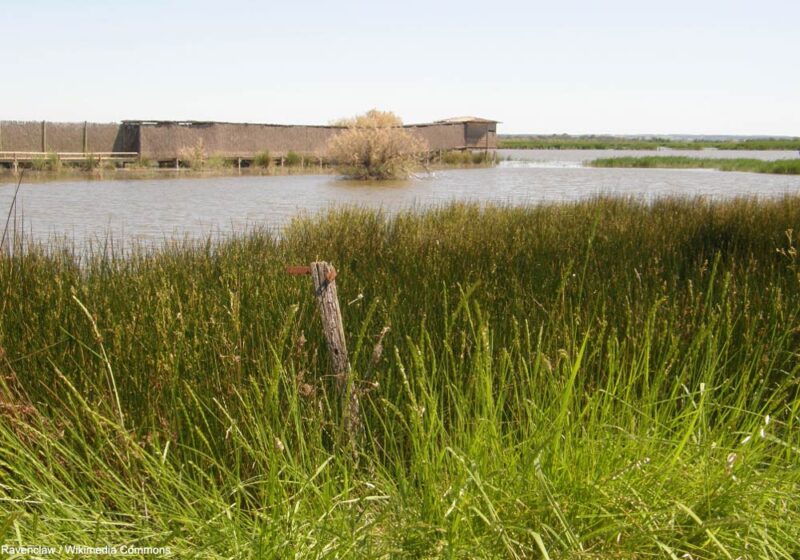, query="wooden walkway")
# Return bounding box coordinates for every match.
[0,151,139,170]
